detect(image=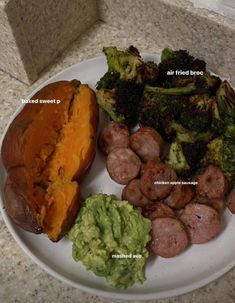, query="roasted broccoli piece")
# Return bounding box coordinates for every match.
[160,48,206,72]
[96,89,124,123]
[96,71,120,89]
[145,72,220,95]
[216,80,235,120]
[201,137,235,180]
[178,94,213,132]
[165,141,191,176]
[138,91,186,141]
[181,141,208,169]
[168,121,213,143]
[96,81,144,127]
[101,46,159,84]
